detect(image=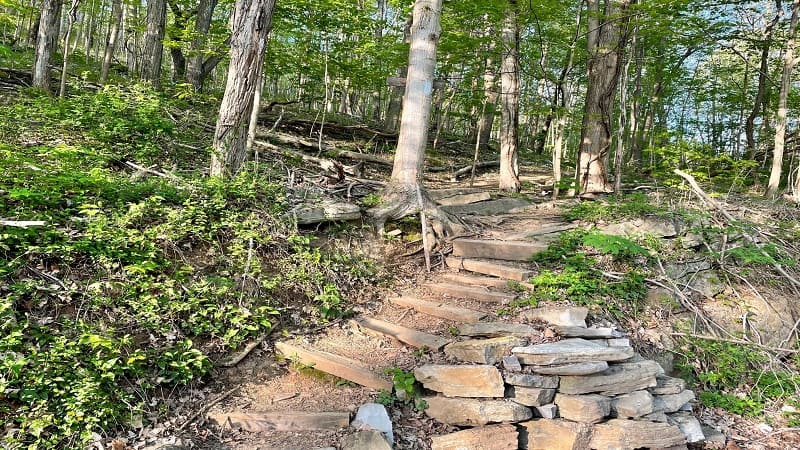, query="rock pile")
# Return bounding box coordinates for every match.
[421,307,706,450]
